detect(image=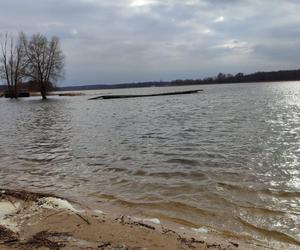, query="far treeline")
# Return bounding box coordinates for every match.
[170,70,300,86]
[0,32,64,99]
[59,69,300,91]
